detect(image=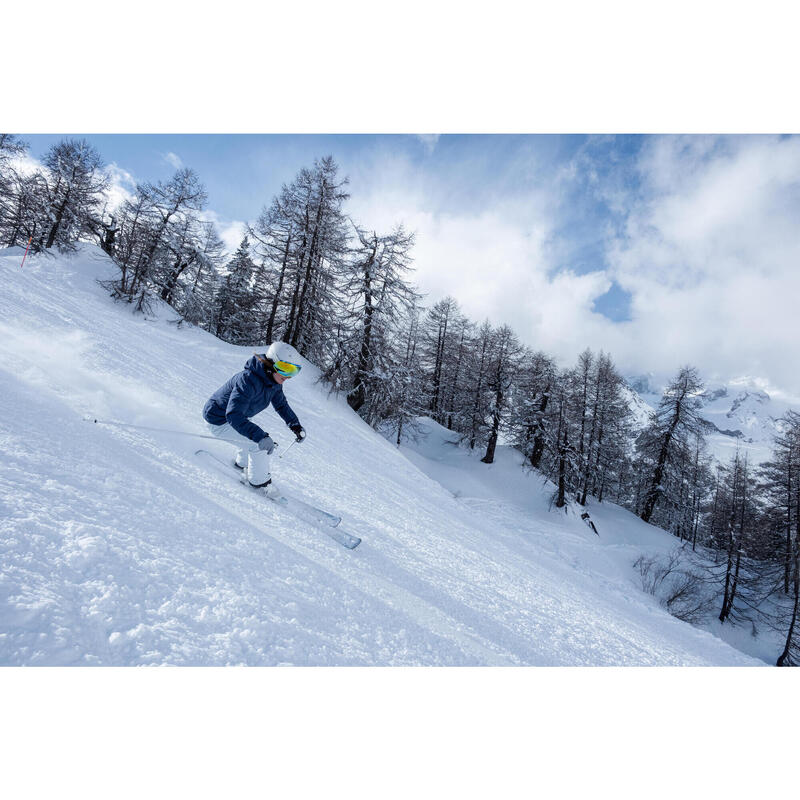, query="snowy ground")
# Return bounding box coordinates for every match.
[0,245,767,665]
